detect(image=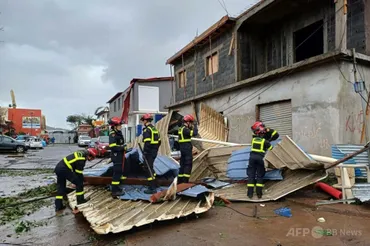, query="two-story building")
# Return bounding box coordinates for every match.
[108,77,173,143]
[166,0,370,156]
